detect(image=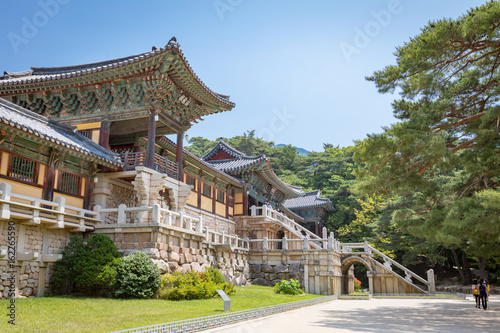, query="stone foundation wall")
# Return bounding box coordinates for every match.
[185,206,236,235]
[249,263,304,288]
[124,244,250,287]
[0,221,71,299]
